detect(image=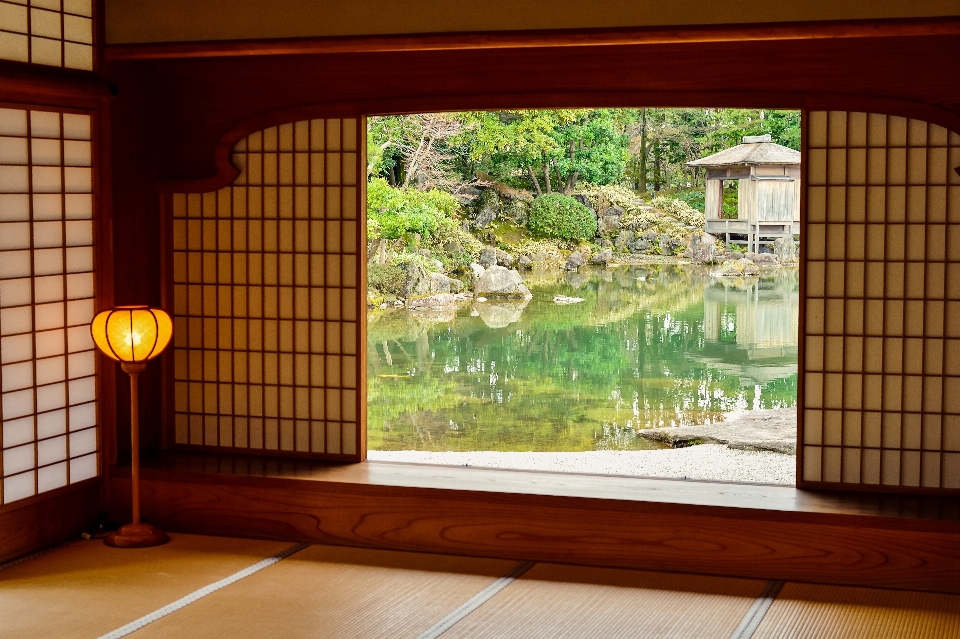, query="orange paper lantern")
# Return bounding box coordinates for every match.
[91,306,173,365]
